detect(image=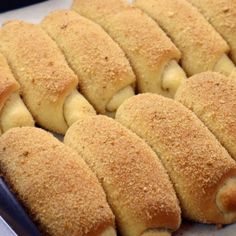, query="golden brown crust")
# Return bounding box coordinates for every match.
[116,94,236,224]
[41,10,135,114]
[0,127,115,236]
[187,0,236,64]
[72,0,181,96]
[0,20,78,133]
[175,72,236,161]
[64,115,181,235]
[135,0,229,75]
[0,53,19,110]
